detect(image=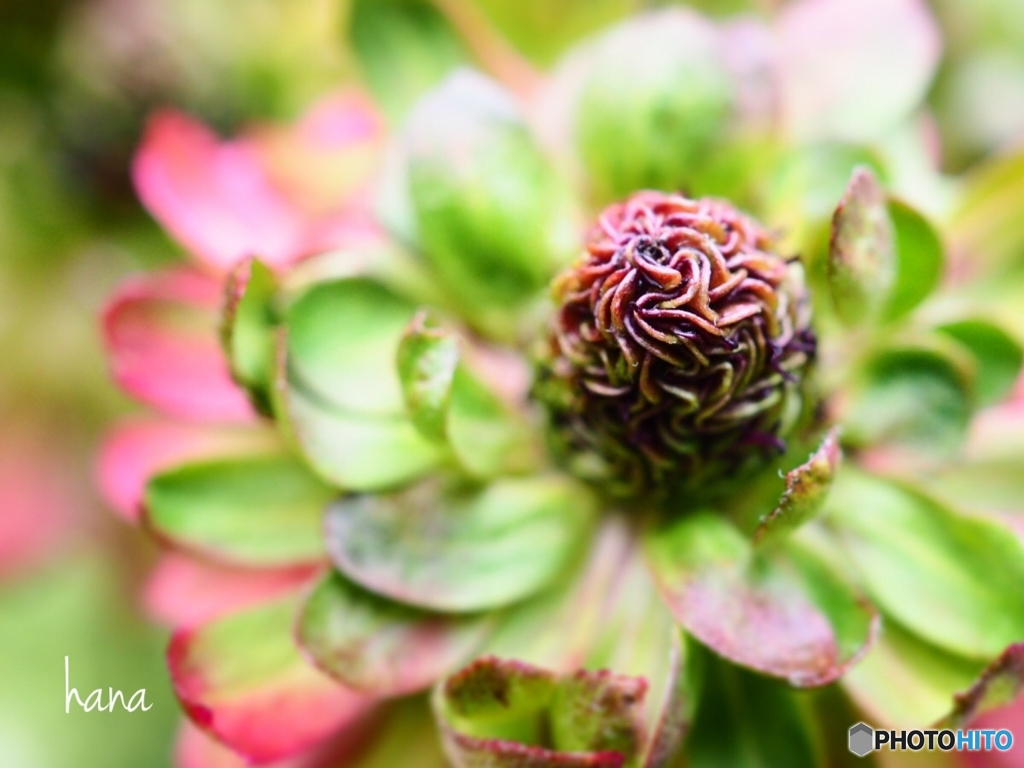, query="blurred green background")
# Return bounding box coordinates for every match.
[0,0,1022,766]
